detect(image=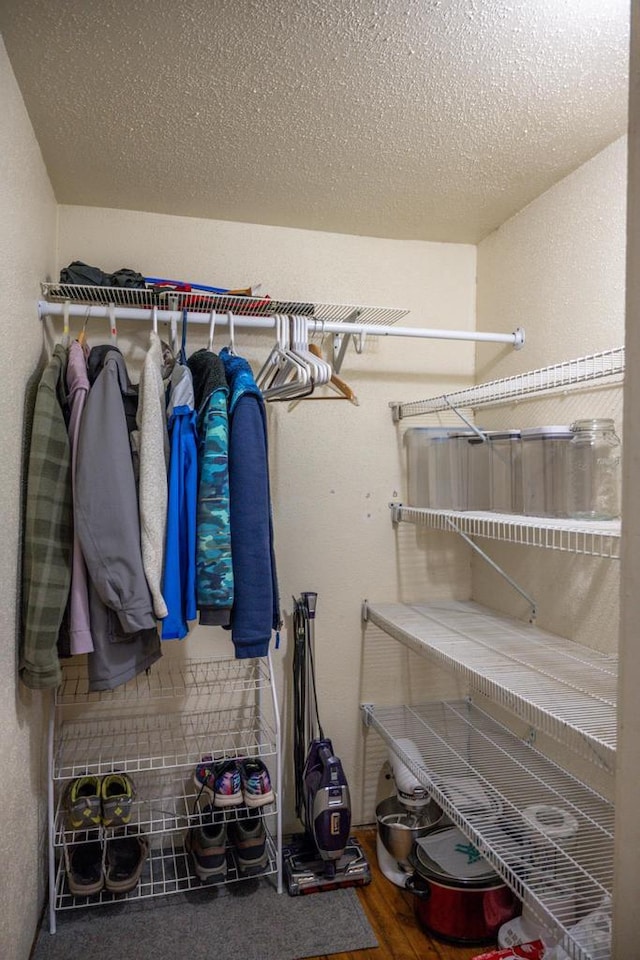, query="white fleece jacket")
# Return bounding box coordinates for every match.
[136,332,170,619]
